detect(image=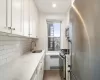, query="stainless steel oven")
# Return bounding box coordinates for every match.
[59,53,66,80]
[59,49,69,80]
